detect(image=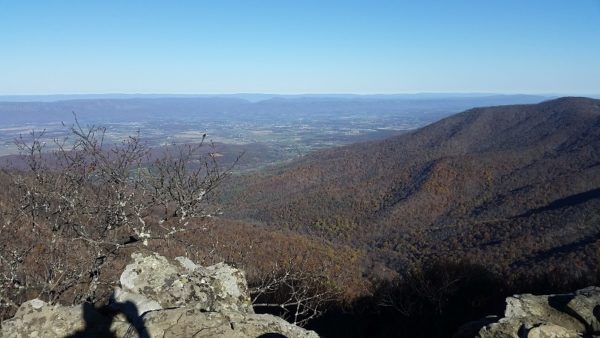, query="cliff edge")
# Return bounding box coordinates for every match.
[1,252,318,338]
